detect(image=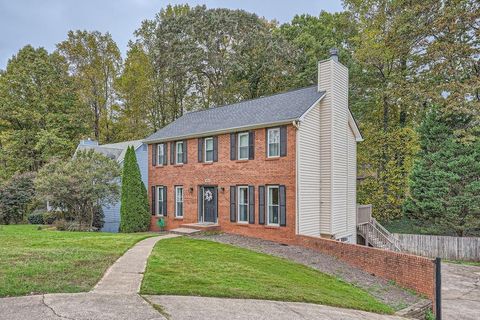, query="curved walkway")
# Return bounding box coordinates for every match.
[0,233,407,320]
